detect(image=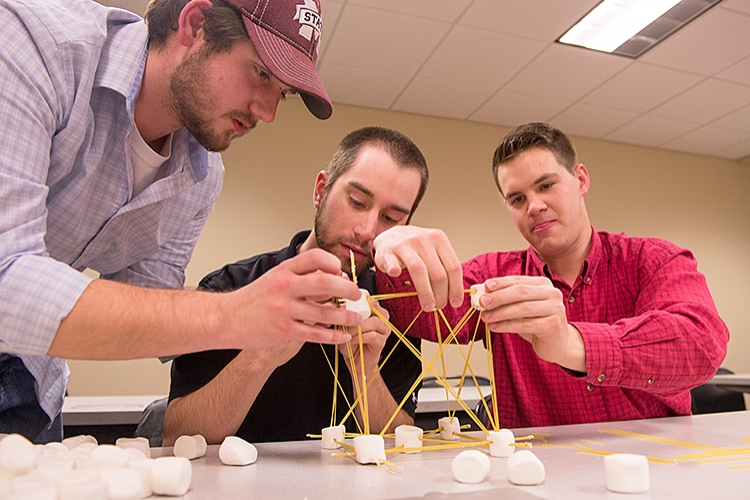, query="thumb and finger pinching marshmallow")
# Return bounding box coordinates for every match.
[452,449,491,484]
[508,450,545,485]
[345,289,371,320]
[470,284,488,311]
[604,453,650,493]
